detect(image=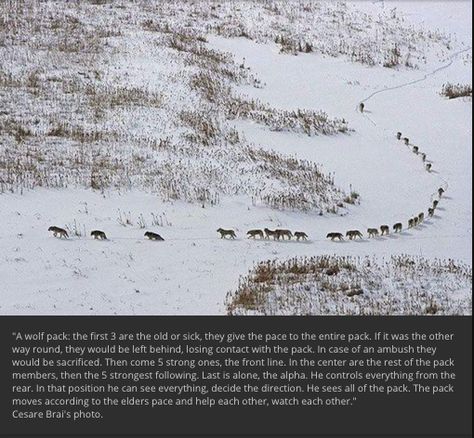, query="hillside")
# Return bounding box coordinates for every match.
[0,0,471,315]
